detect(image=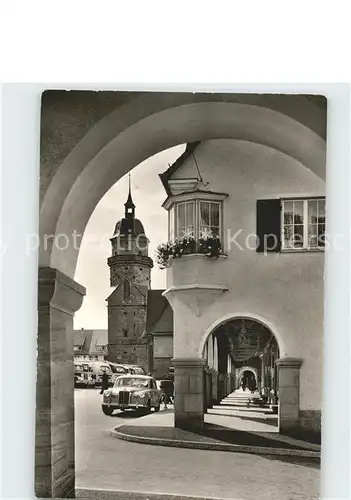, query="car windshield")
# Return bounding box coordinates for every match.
[132,367,145,374]
[111,366,127,374]
[115,377,149,388]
